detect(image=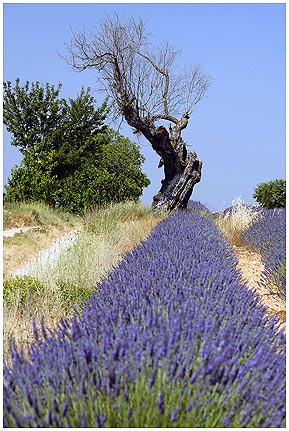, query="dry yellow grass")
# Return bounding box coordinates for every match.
[3,303,63,362]
[215,197,259,246]
[3,201,77,228]
[3,224,80,278]
[3,202,81,278]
